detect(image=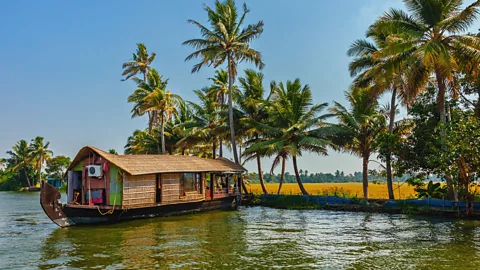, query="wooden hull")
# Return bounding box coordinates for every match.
[40,181,238,227]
